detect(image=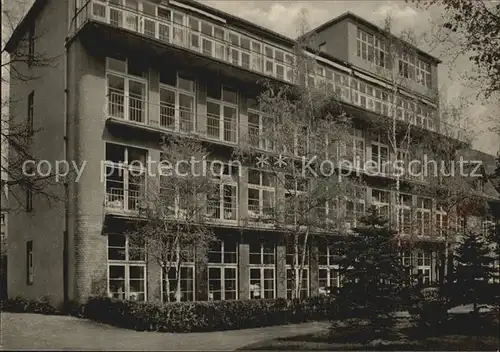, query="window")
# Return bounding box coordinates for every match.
[106,57,147,123]
[247,169,275,221]
[286,244,309,299]
[372,189,390,220]
[399,52,415,80]
[435,208,448,237]
[28,23,35,65]
[416,250,431,285]
[162,243,195,302]
[371,140,389,174]
[344,186,366,229]
[415,197,432,236]
[344,128,364,167]
[416,59,431,88]
[247,104,274,151]
[249,242,275,299]
[26,240,33,285]
[27,91,34,136]
[104,143,146,212]
[159,71,195,132]
[206,162,238,221]
[356,28,387,68]
[108,234,146,301]
[318,245,340,295]
[206,84,238,143]
[208,239,238,300]
[398,194,412,234]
